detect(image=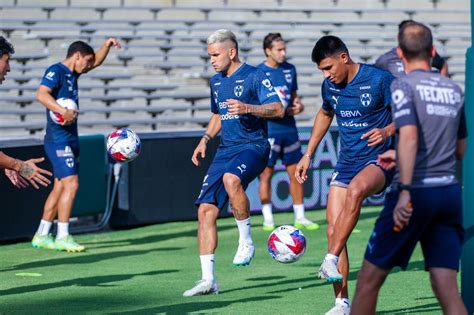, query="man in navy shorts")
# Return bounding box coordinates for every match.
[295,36,395,314]
[32,38,121,252]
[351,22,468,314]
[183,29,284,297]
[257,33,319,231]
